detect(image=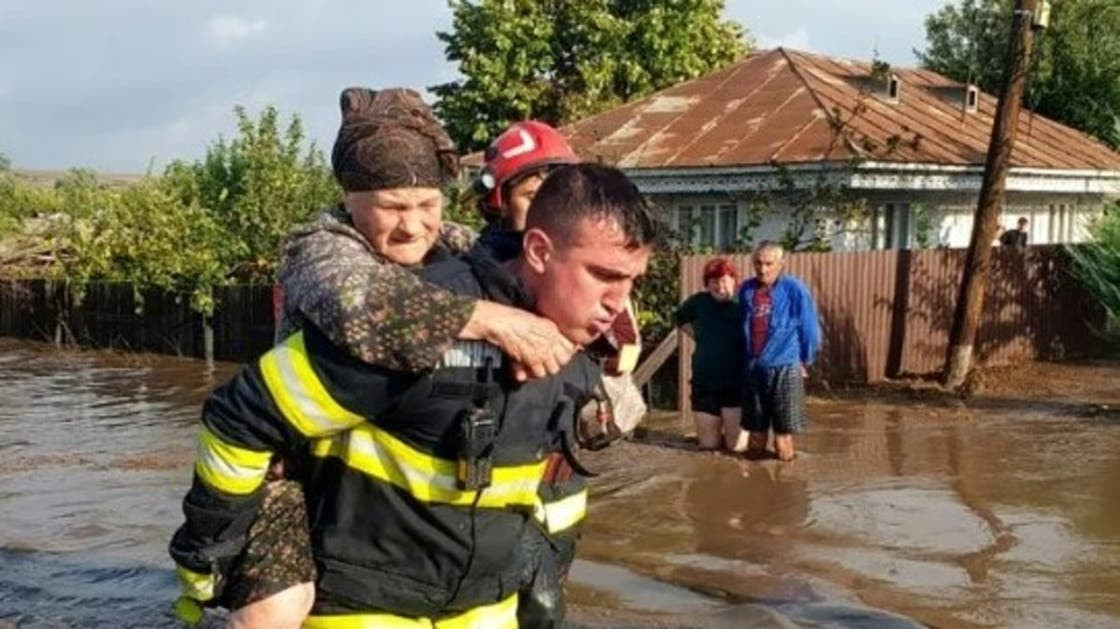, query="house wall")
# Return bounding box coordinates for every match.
[647,190,1107,252]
